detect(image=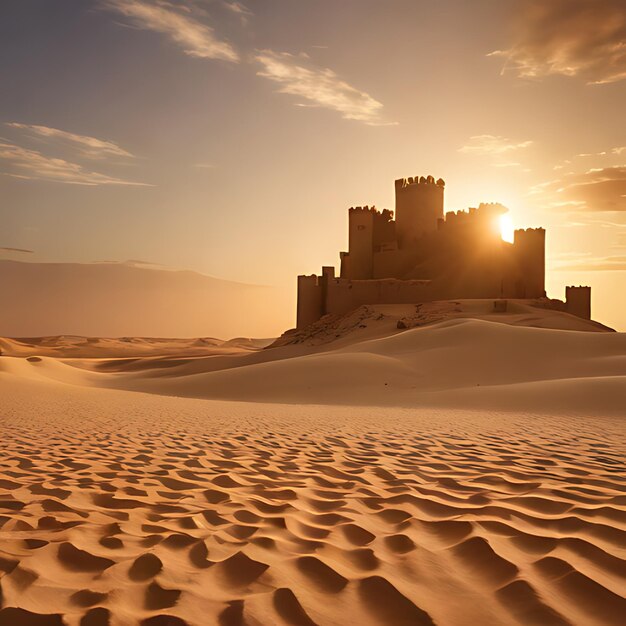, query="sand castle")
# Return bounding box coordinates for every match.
[297,176,591,328]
